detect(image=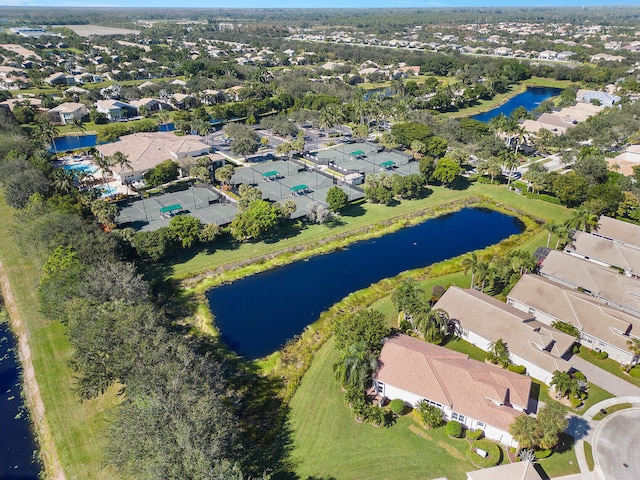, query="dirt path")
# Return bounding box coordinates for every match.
[0,259,65,480]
